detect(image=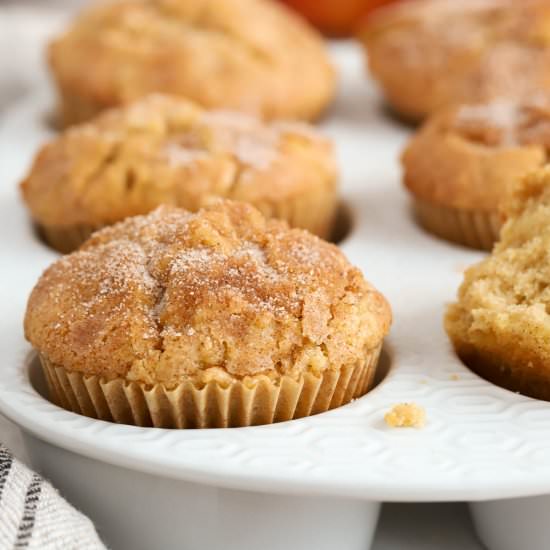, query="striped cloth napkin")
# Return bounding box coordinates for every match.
[0,445,105,549]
